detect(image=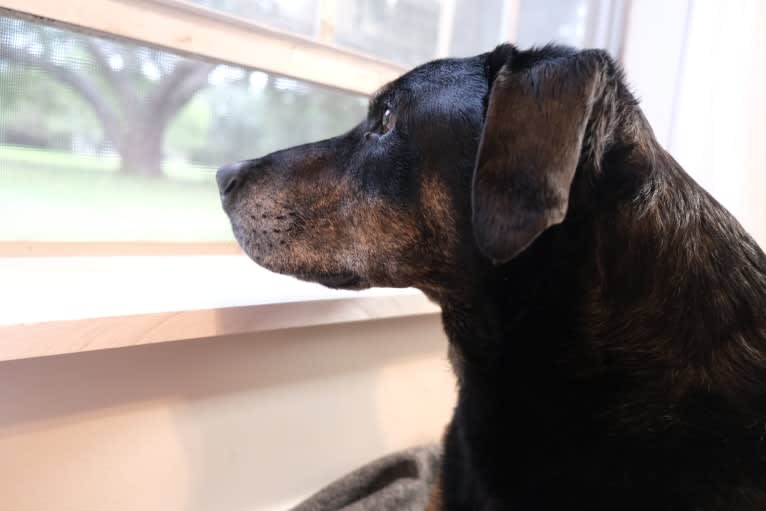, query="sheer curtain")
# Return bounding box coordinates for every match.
[623,0,765,245]
[669,0,763,241]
